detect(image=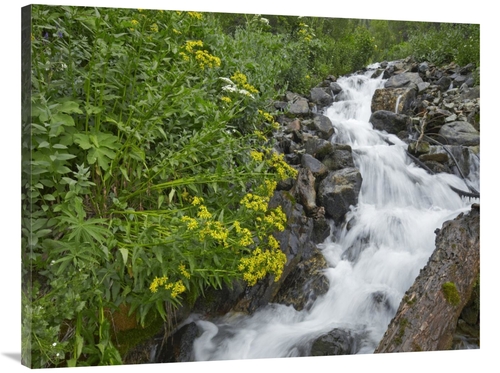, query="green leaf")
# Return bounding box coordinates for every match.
[51,113,75,127]
[119,248,129,264]
[75,334,84,358]
[74,134,92,150]
[58,101,83,114]
[168,189,176,203]
[119,167,130,182]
